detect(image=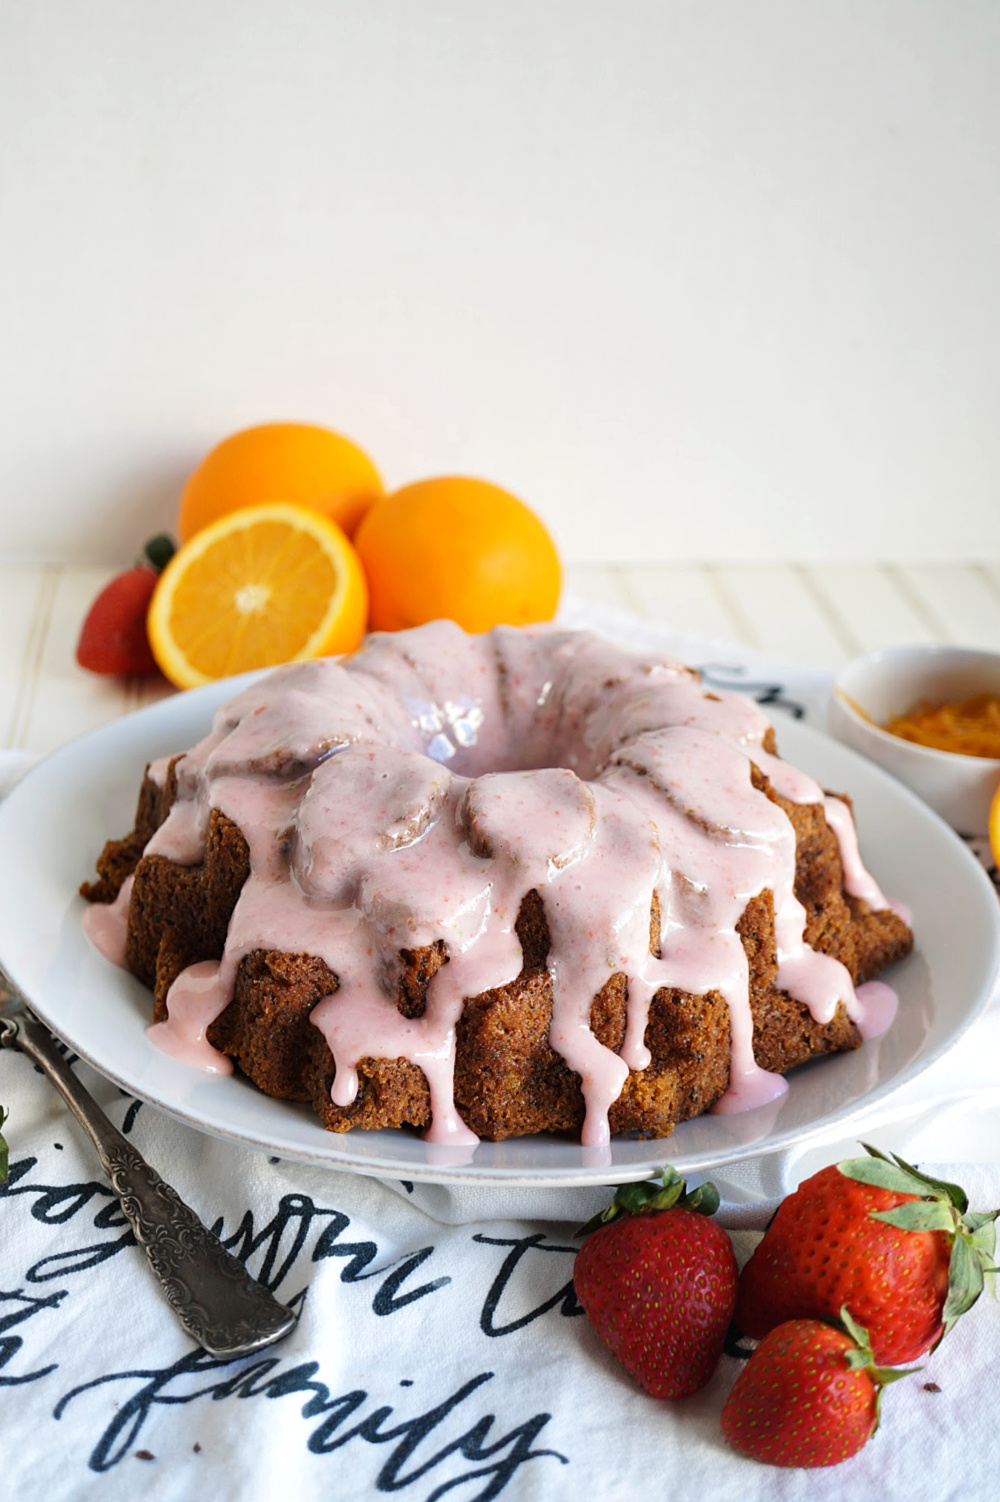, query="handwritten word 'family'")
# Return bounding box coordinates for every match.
[1,1153,580,1495]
